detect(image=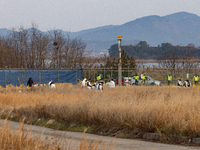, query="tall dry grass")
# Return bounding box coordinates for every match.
[0,119,114,150]
[0,120,61,149]
[0,85,200,137]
